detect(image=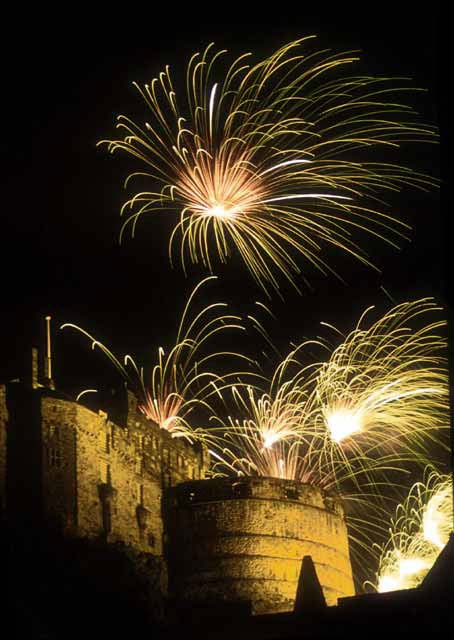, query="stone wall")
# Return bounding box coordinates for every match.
[41,396,78,530]
[166,477,355,614]
[36,389,209,552]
